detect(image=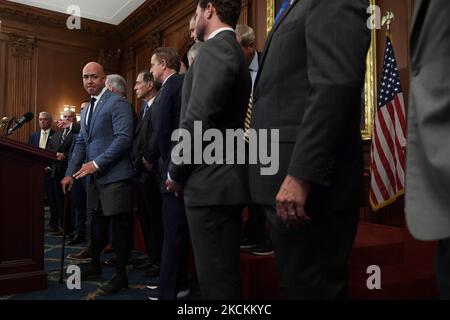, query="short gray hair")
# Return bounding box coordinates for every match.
[39,111,52,120]
[235,24,255,48]
[187,42,204,61]
[106,74,127,97]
